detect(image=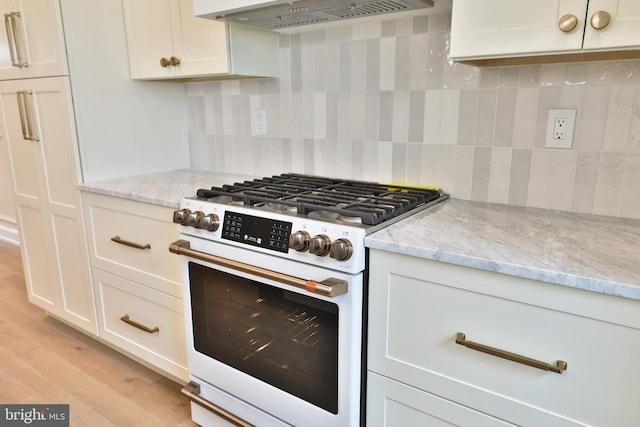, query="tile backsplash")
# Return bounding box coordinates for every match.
[185,12,640,220]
